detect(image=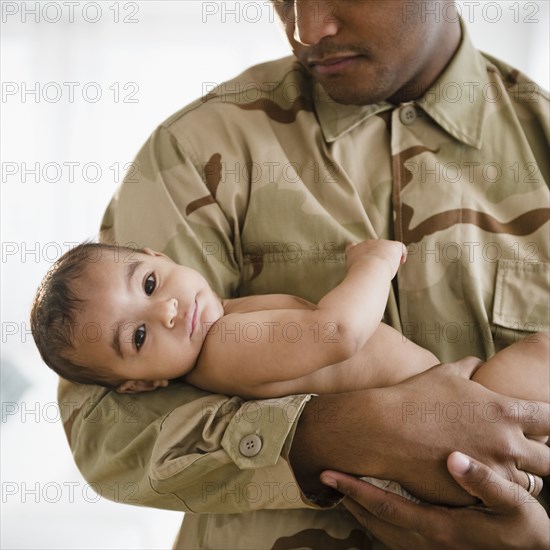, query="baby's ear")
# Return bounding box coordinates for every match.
[116,379,169,393]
